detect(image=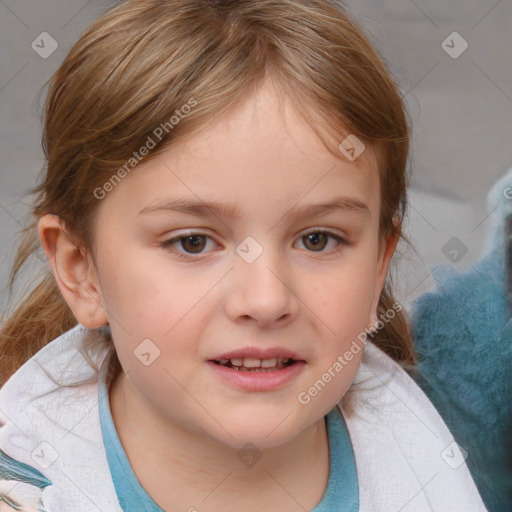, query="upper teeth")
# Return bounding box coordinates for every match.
[218,357,291,368]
